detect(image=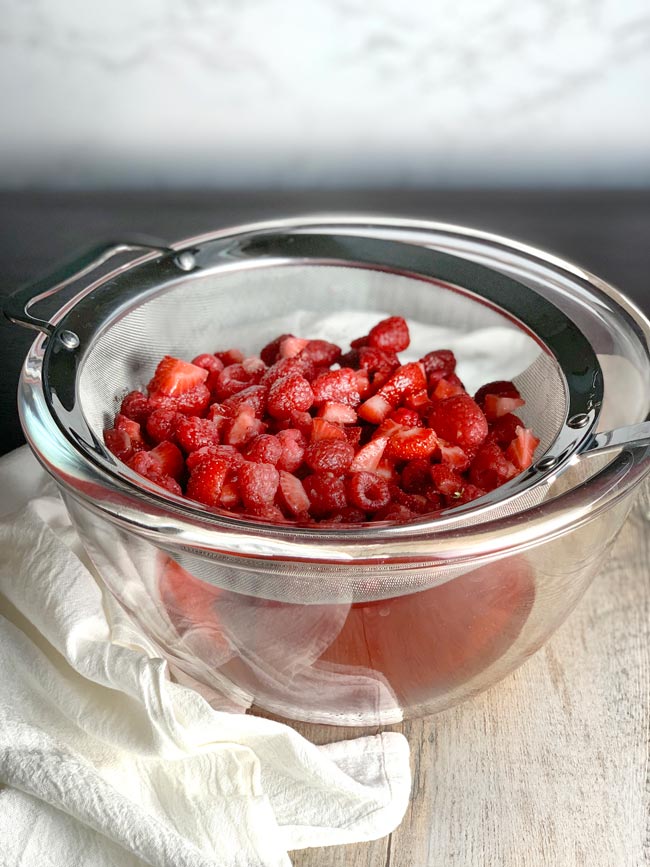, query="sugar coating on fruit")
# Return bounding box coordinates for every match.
[103,316,540,524]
